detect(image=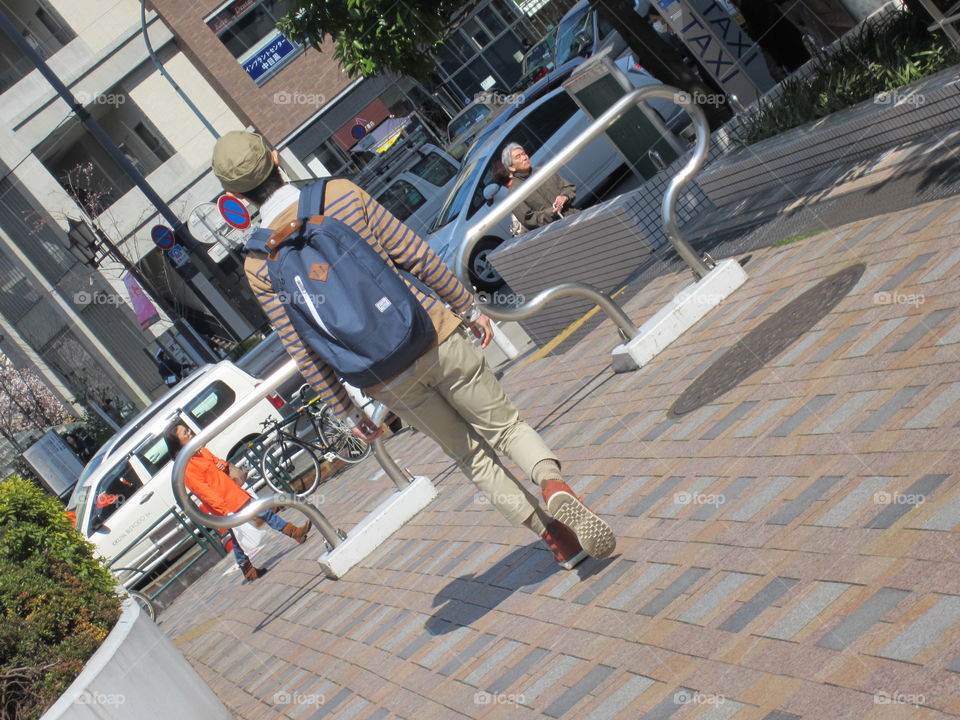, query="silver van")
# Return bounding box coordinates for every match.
[370,144,461,238]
